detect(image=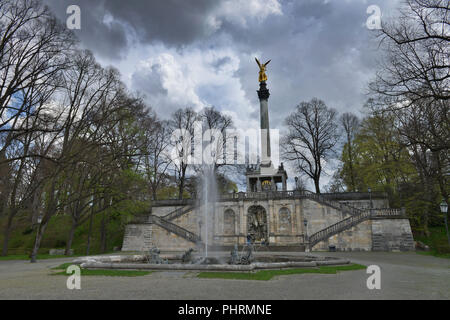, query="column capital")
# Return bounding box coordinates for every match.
[257,81,270,100]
